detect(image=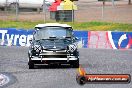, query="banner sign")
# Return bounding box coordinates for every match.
[108,31,132,49]
[74,31,88,48]
[0,28,33,46]
[0,28,132,49]
[0,28,88,47]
